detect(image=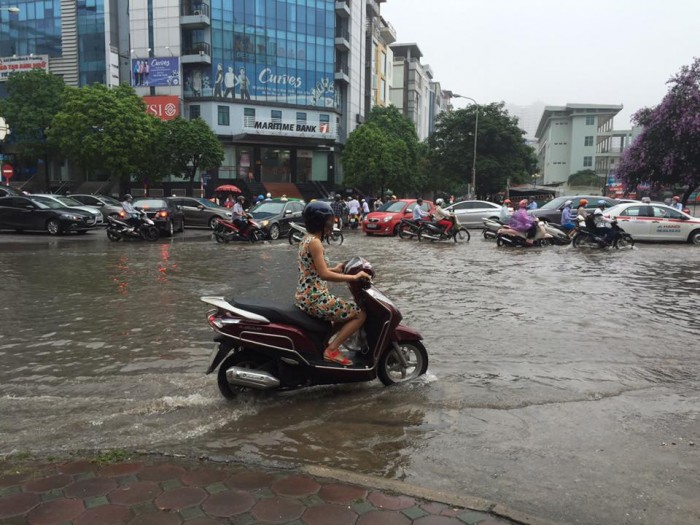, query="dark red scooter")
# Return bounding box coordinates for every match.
[201,257,429,399]
[213,214,264,243]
